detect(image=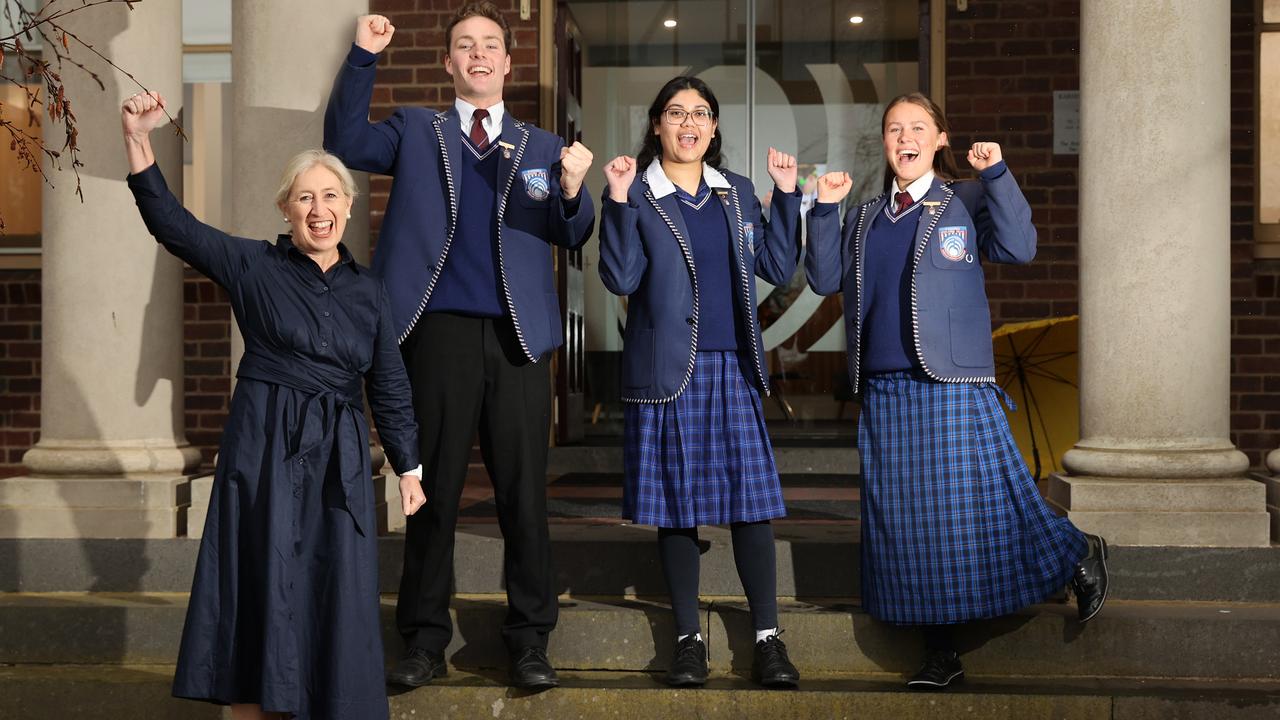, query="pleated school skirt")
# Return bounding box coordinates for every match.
[623,351,787,528]
[858,371,1087,625]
